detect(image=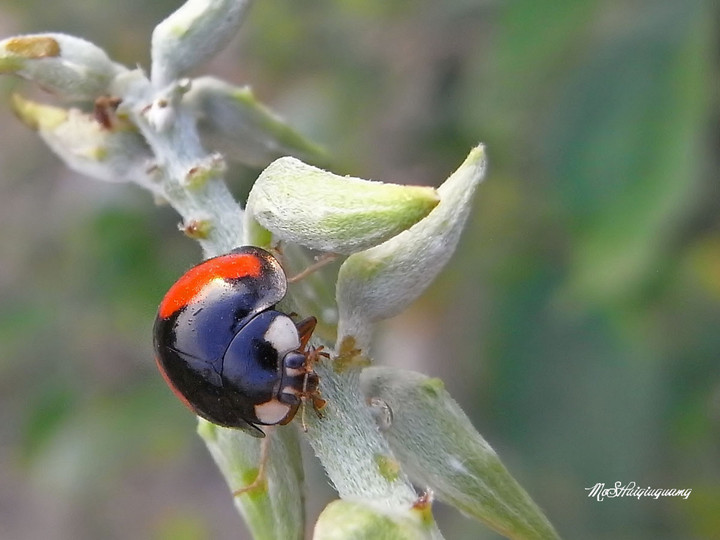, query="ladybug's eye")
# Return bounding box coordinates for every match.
[284,352,306,370]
